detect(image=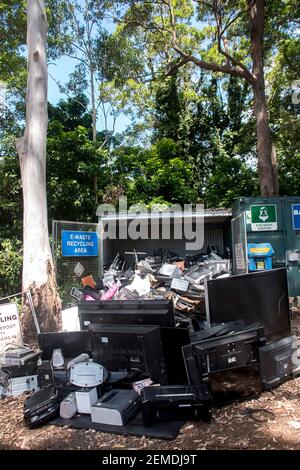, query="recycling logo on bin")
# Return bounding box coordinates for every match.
[250,204,277,231]
[292,204,300,230]
[258,207,269,222]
